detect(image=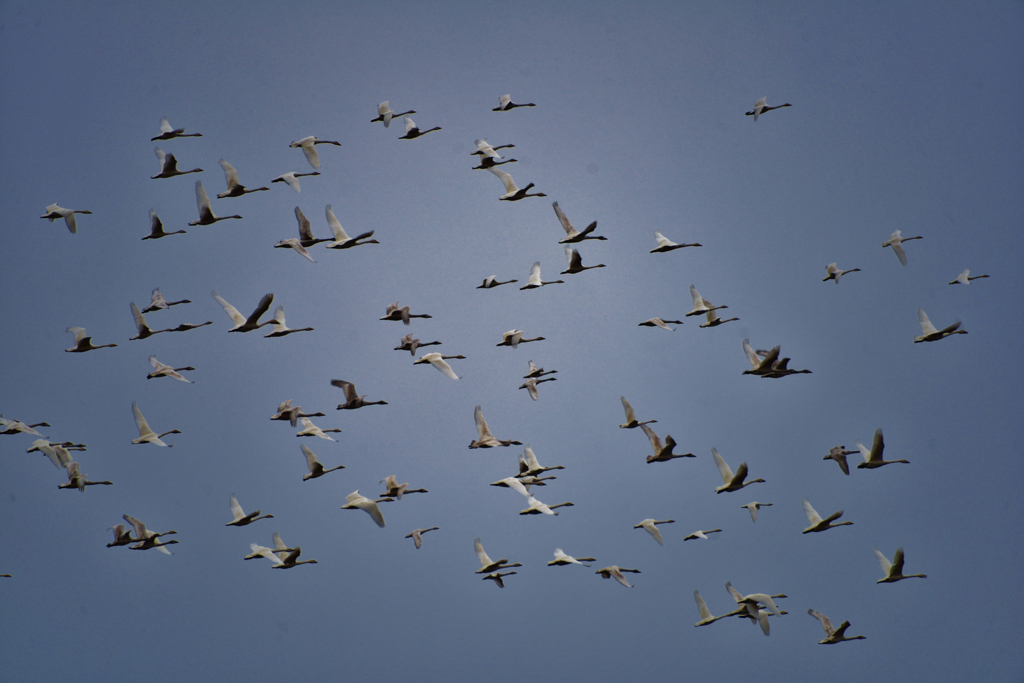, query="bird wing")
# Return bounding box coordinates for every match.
[272,532,289,553]
[869,428,884,463]
[212,291,246,326]
[524,445,542,471]
[523,379,539,400]
[474,405,493,439]
[742,339,761,368]
[500,477,530,498]
[331,380,358,403]
[641,423,663,452]
[725,581,744,603]
[130,302,149,334]
[694,590,715,622]
[807,609,835,635]
[527,262,542,286]
[620,396,638,423]
[325,205,350,241]
[219,159,240,188]
[244,293,274,327]
[802,498,823,526]
[132,402,155,438]
[301,444,320,472]
[712,448,733,483]
[552,201,575,236]
[403,116,416,134]
[488,167,518,194]
[159,117,173,134]
[891,241,908,266]
[195,180,213,213]
[427,356,459,380]
[474,538,493,568]
[646,523,665,546]
[154,146,167,169]
[300,142,320,170]
[653,231,675,248]
[294,207,314,241]
[565,246,583,270]
[359,499,385,527]
[917,309,938,336]
[689,285,706,309]
[891,547,906,575]
[498,94,511,109]
[250,543,284,565]
[229,494,245,522]
[123,514,148,539]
